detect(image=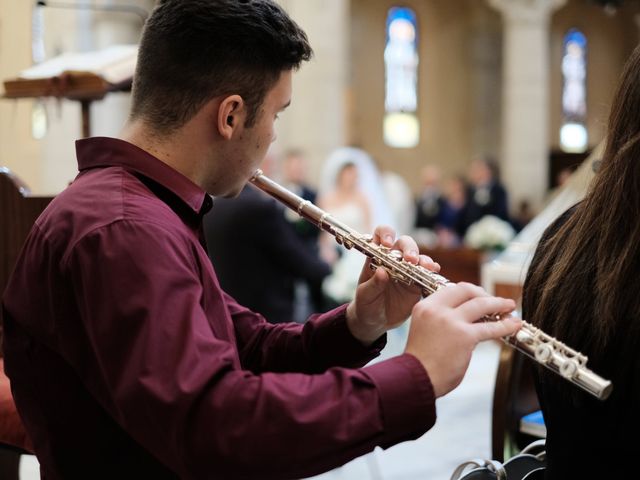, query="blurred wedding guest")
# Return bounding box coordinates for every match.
[282,148,315,198]
[204,154,331,324]
[513,199,535,232]
[280,148,325,316]
[522,45,640,478]
[438,175,469,248]
[545,165,577,205]
[458,156,509,235]
[381,167,415,236]
[281,148,318,240]
[556,166,574,188]
[414,165,446,231]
